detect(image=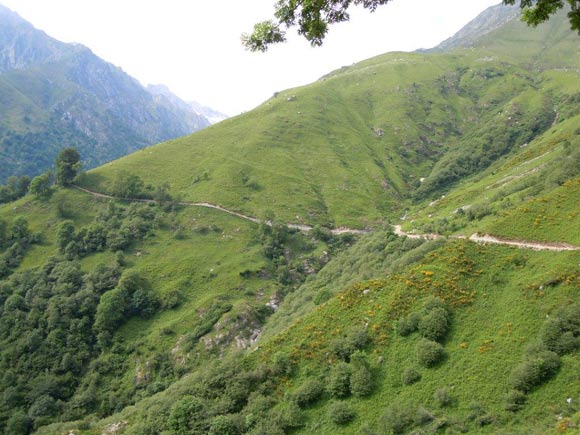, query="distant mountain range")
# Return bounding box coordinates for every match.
[0,4,224,181]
